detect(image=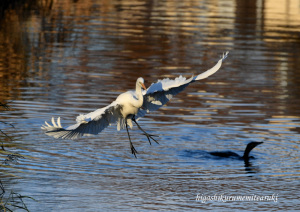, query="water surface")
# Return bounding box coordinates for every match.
[0,0,300,211]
